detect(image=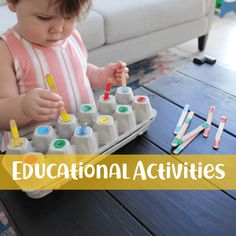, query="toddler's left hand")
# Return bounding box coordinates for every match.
[103,60,129,85]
